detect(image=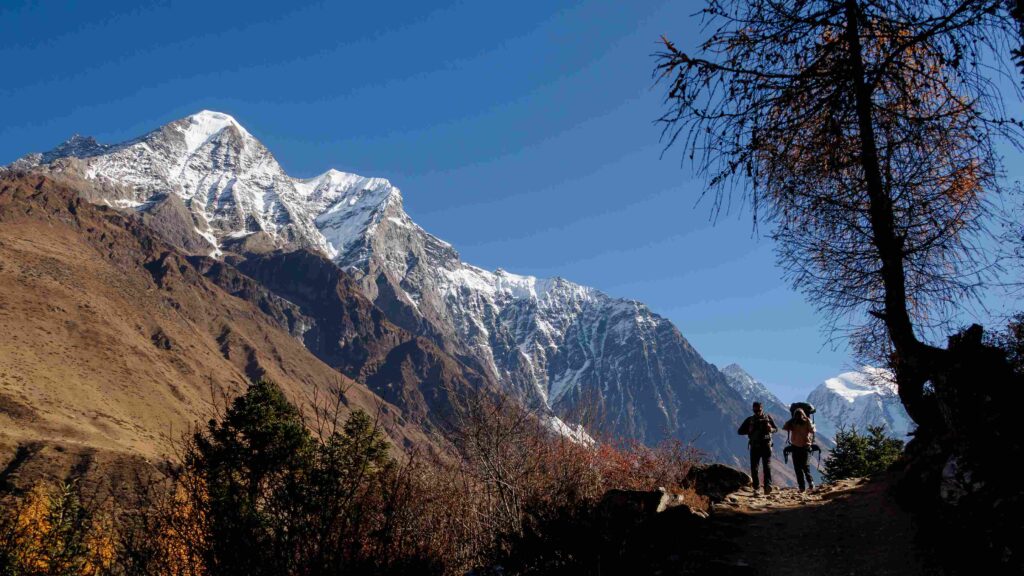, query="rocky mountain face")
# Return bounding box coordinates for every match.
[12,110,753,461]
[720,364,790,419]
[12,112,324,255]
[225,248,494,430]
[808,367,914,441]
